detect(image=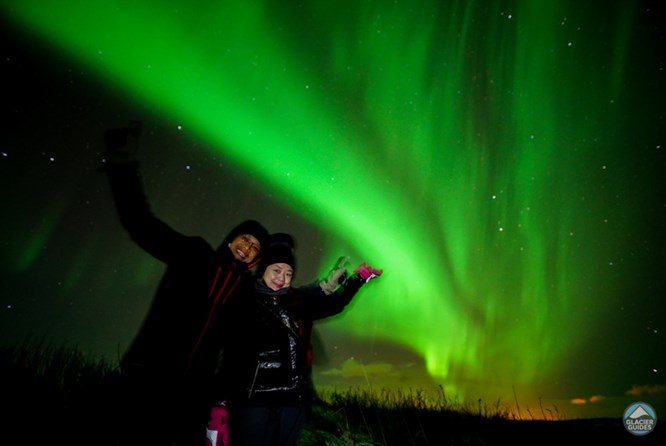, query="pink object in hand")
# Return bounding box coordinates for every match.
[205,405,229,446]
[355,263,381,282]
